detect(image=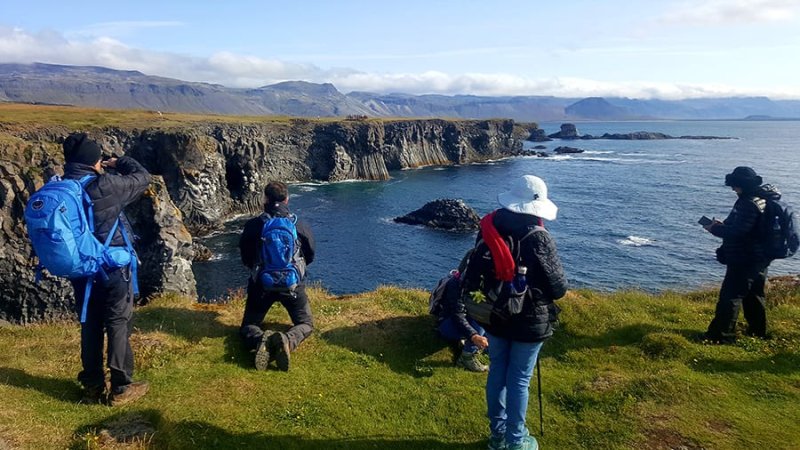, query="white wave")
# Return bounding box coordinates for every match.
[583,150,615,154]
[618,236,656,247]
[295,185,318,192]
